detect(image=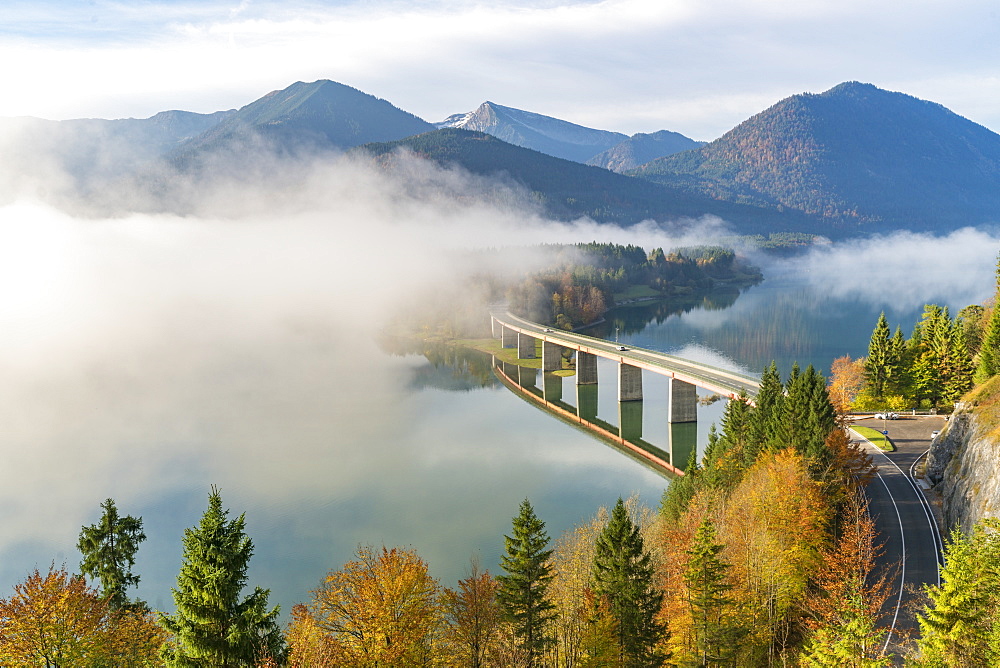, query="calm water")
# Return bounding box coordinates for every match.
[0,265,979,617]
